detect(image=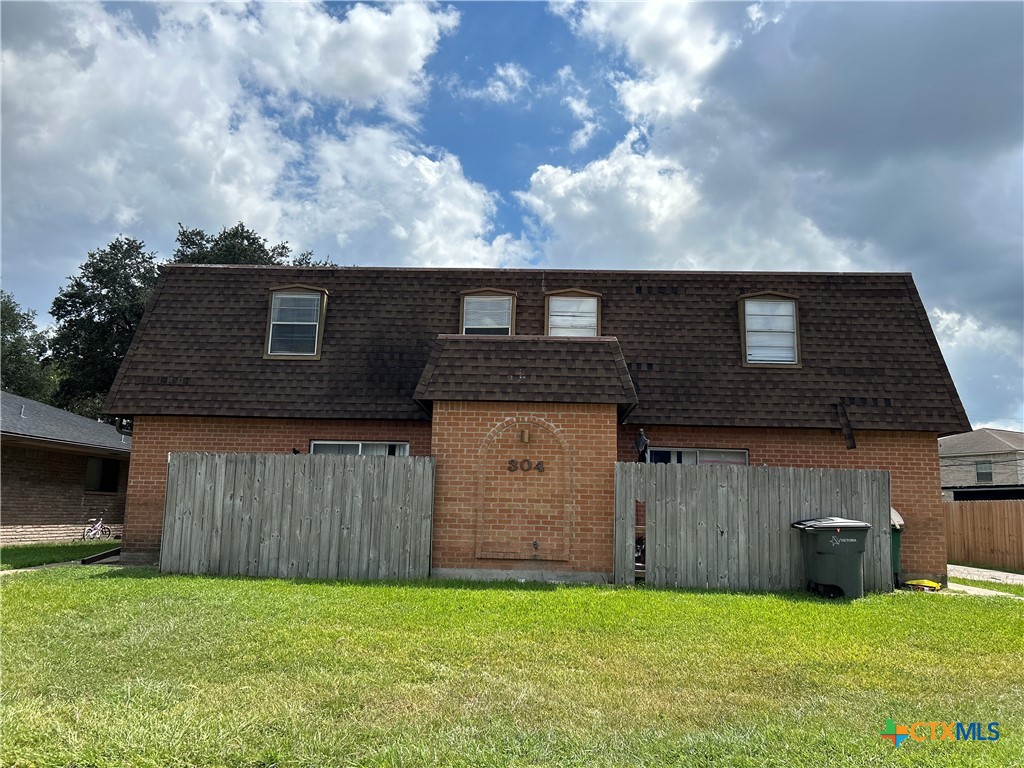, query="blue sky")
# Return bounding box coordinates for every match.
[2,1,1022,430]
